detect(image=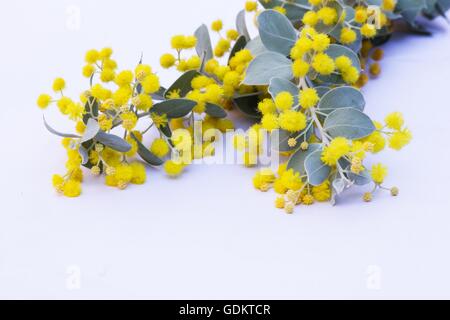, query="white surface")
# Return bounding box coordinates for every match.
[0,0,450,299]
